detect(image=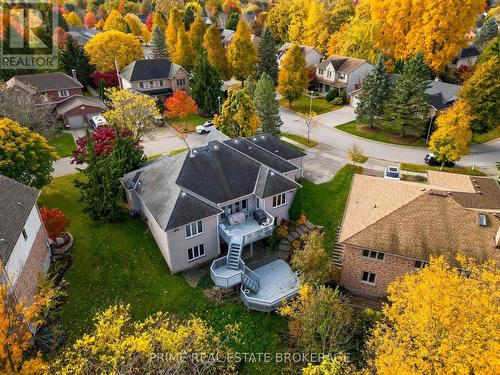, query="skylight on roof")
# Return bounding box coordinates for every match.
[479,213,487,227]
